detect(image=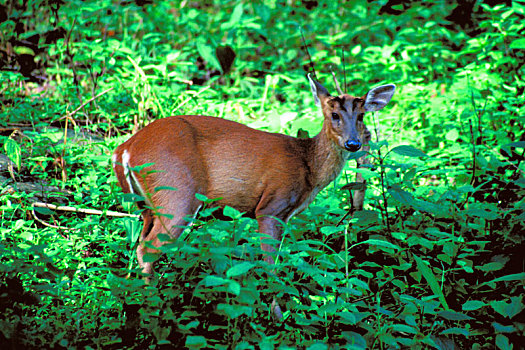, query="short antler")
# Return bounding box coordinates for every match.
[331,70,344,95]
